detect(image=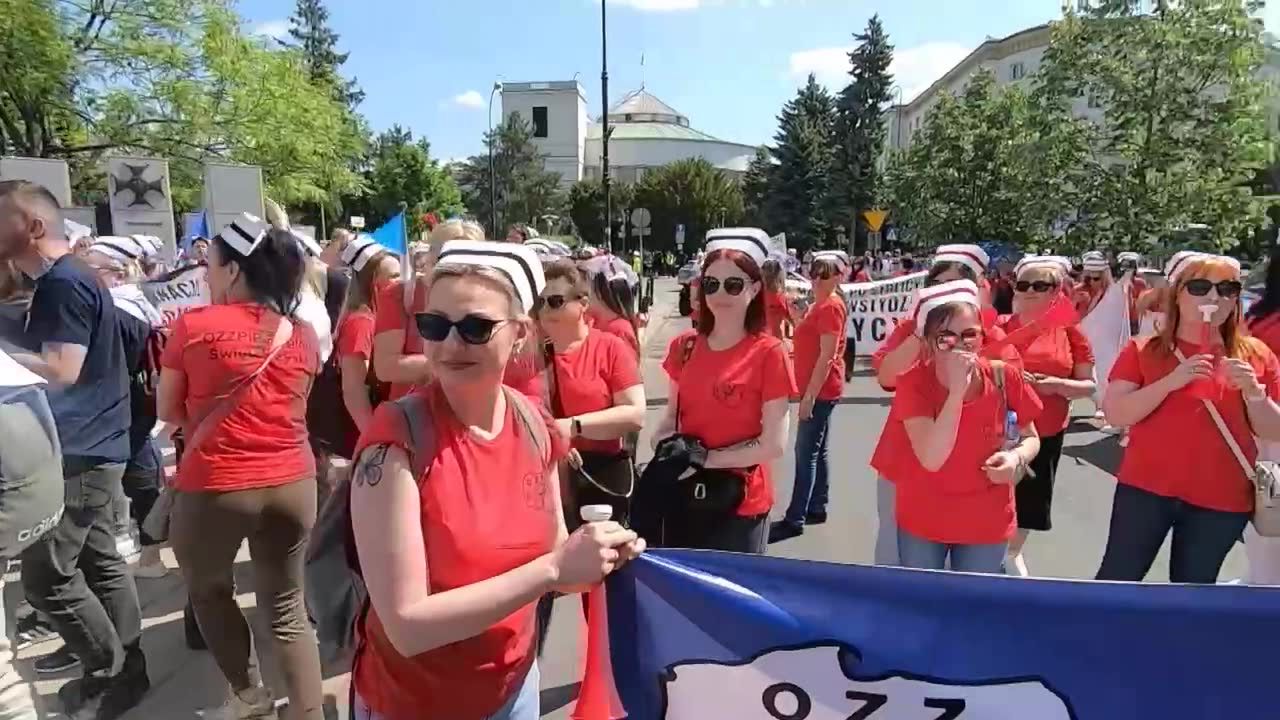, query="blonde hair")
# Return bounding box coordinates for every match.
[84,250,146,283]
[1151,256,1261,361]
